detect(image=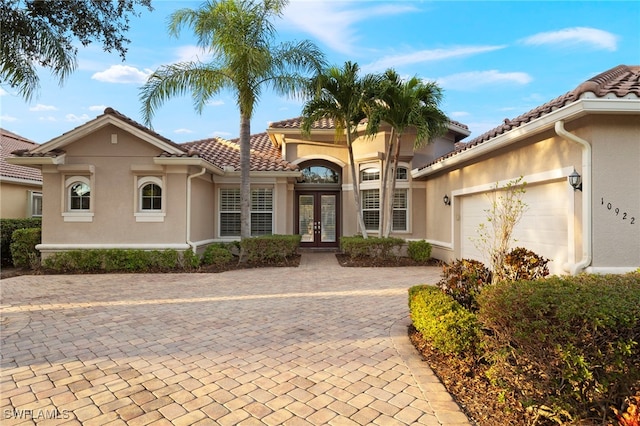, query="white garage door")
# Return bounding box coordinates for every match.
[460,181,569,275]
